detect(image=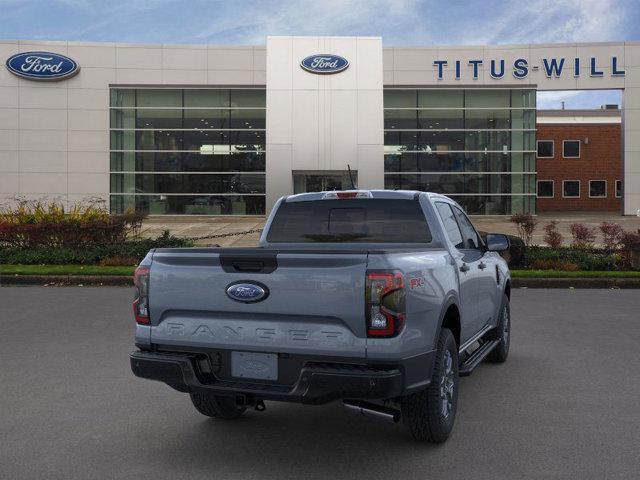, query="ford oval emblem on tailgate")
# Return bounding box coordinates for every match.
[226,281,269,303]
